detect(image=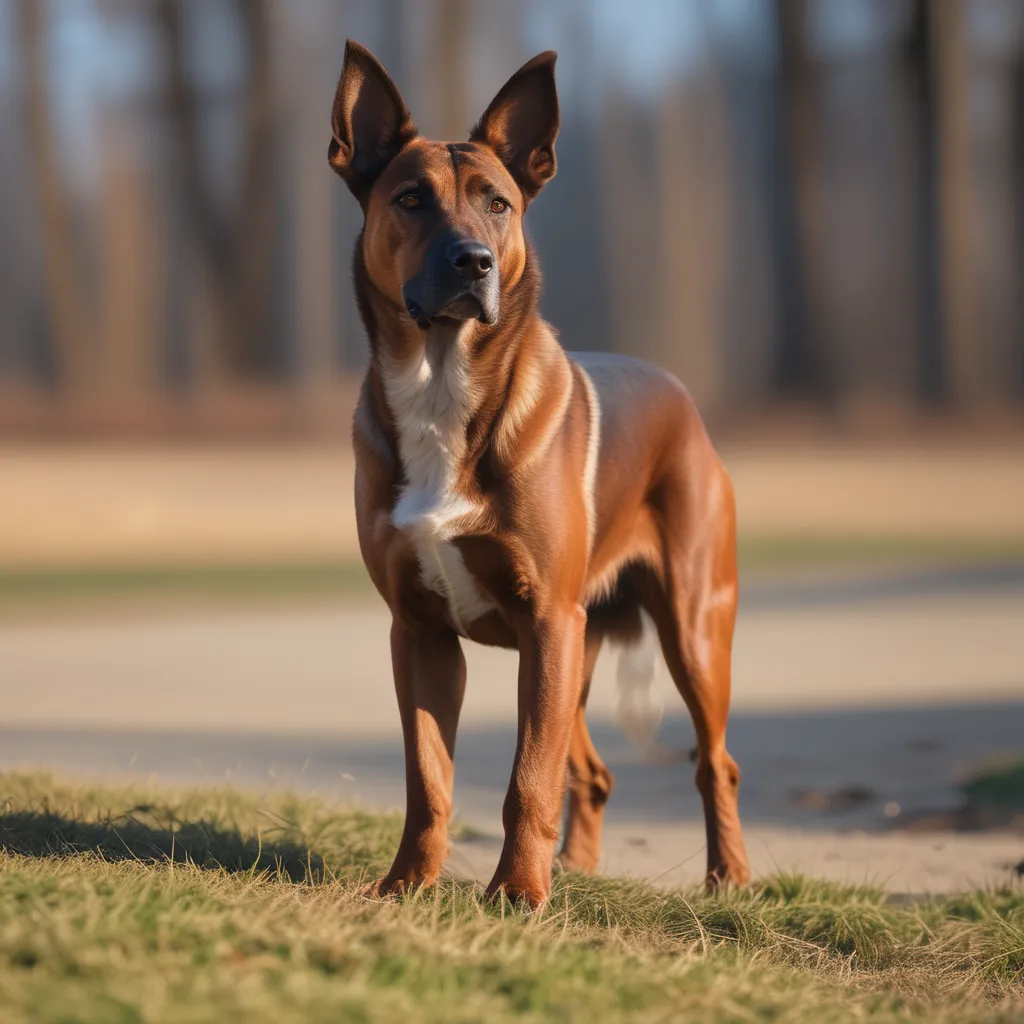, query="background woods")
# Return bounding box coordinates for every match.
[1,0,1022,435]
